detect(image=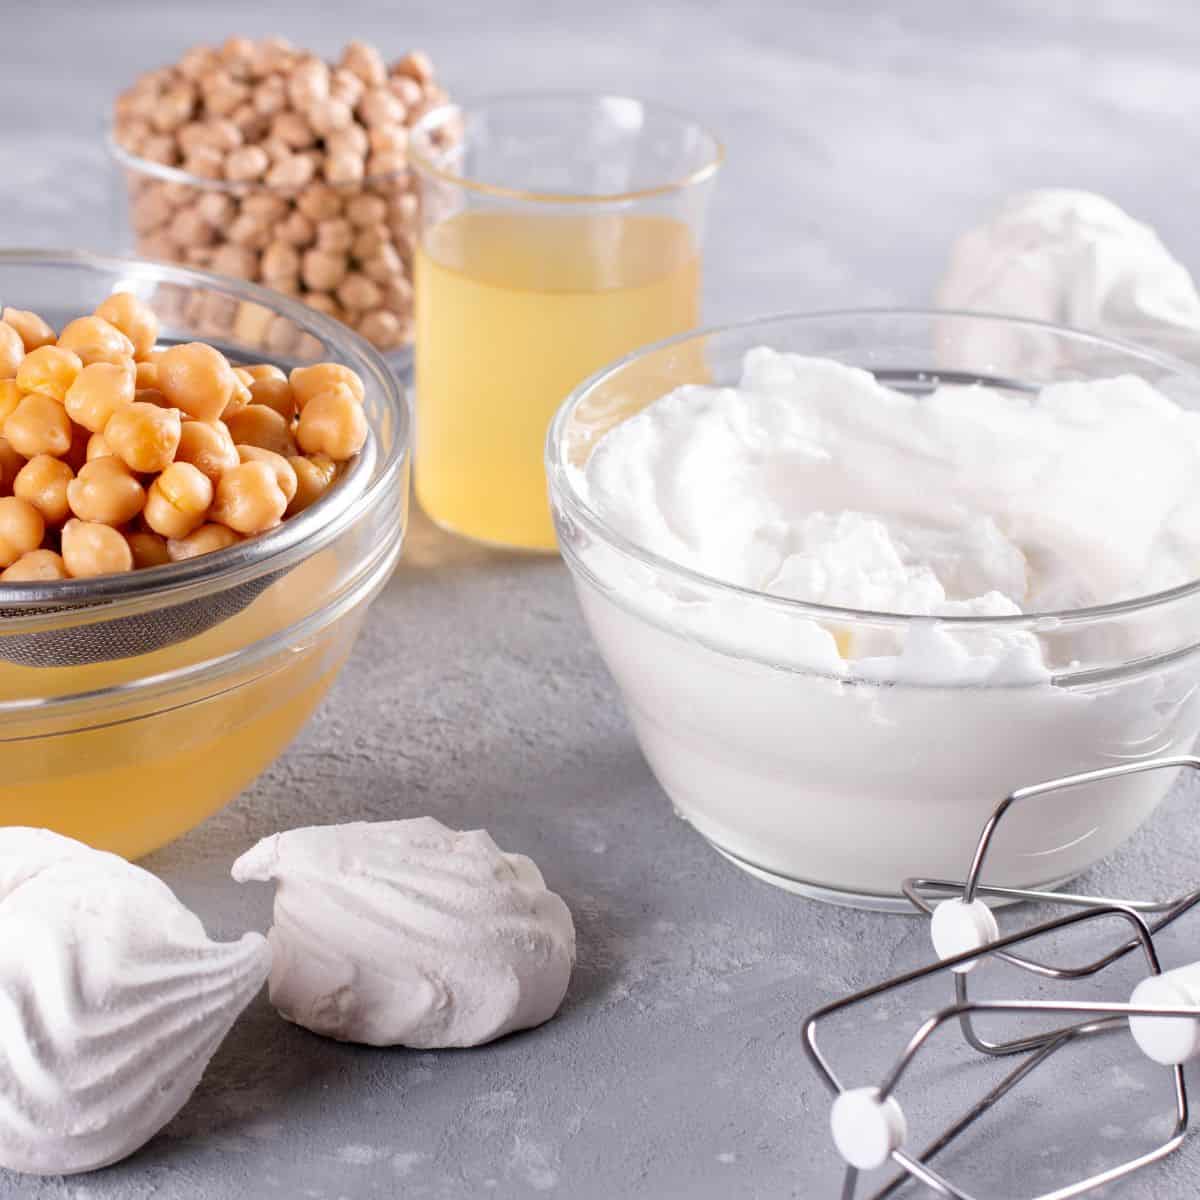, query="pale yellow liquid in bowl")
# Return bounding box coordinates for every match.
[0,553,364,859]
[415,212,701,551]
